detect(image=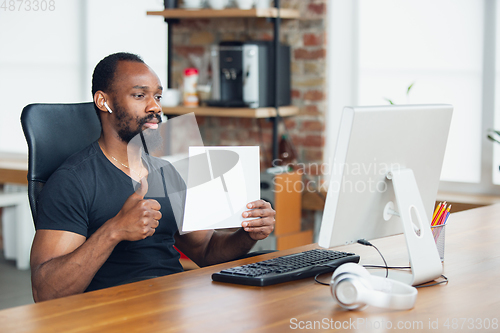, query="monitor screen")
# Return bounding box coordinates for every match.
[318,104,453,249]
